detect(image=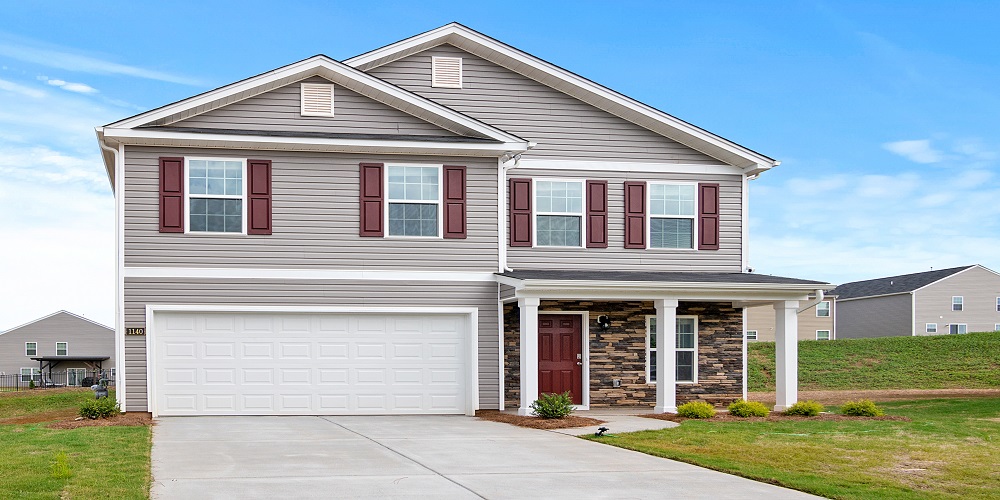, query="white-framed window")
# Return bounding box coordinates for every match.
[646,315,698,384]
[67,368,87,386]
[25,342,36,356]
[648,182,696,249]
[534,179,584,247]
[746,330,758,340]
[386,165,441,237]
[996,297,999,312]
[949,324,967,335]
[926,323,937,333]
[20,368,40,382]
[816,330,831,341]
[952,296,963,311]
[56,342,68,356]
[995,324,1000,332]
[186,158,247,234]
[816,301,831,317]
